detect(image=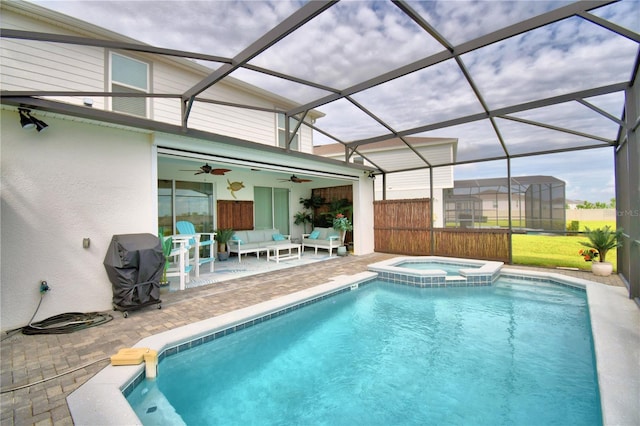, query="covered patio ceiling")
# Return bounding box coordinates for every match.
[2,0,639,175]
